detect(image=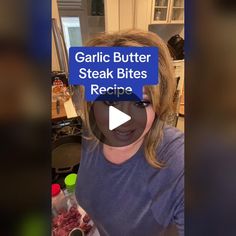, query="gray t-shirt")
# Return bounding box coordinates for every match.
[76,126,184,236]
